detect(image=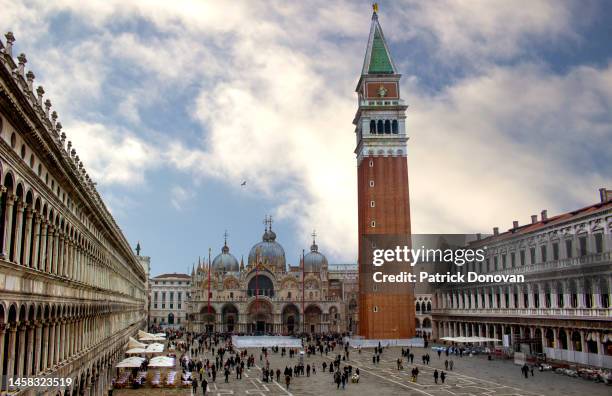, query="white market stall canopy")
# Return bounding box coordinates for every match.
[116,357,145,368]
[127,337,147,349]
[145,343,165,354]
[440,336,501,343]
[125,348,147,355]
[138,330,166,342]
[148,356,175,368]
